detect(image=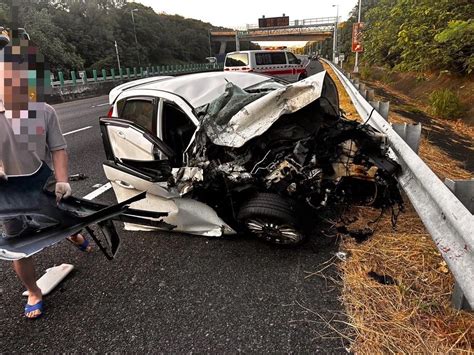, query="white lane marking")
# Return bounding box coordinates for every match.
[63,126,92,136]
[91,102,109,108]
[83,182,112,201]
